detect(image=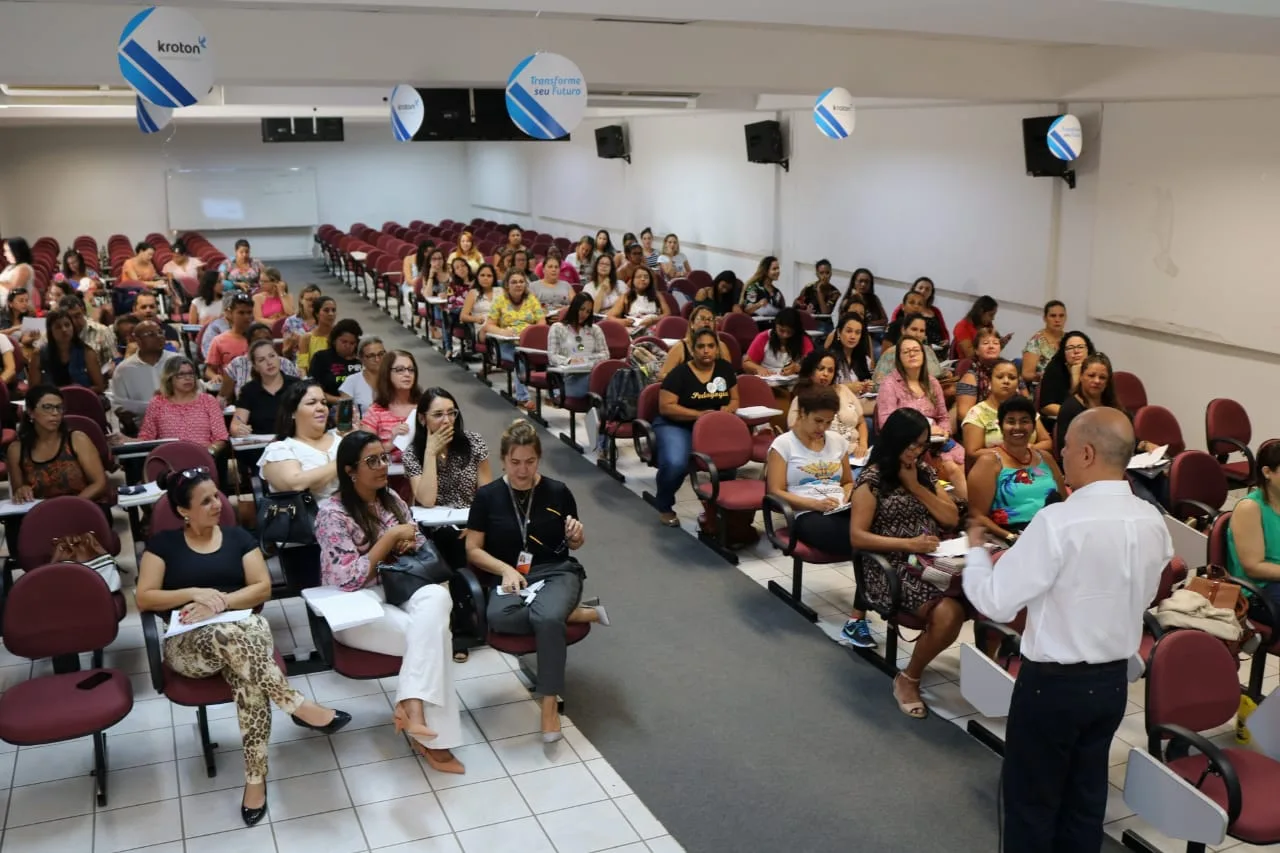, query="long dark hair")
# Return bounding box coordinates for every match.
[41,309,86,386]
[620,268,655,315]
[5,288,31,326]
[410,387,473,467]
[273,380,326,439]
[710,271,738,314]
[335,431,409,549]
[1042,330,1095,387]
[1256,441,1280,490]
[5,238,32,266]
[964,294,999,327]
[472,263,495,292]
[196,270,220,306]
[912,276,937,307]
[374,350,422,408]
[1071,353,1119,409]
[768,307,805,363]
[595,229,616,257]
[328,318,362,350]
[18,384,67,462]
[61,249,88,278]
[869,408,933,496]
[414,240,433,274]
[831,311,871,381]
[563,292,595,330]
[793,349,838,397]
